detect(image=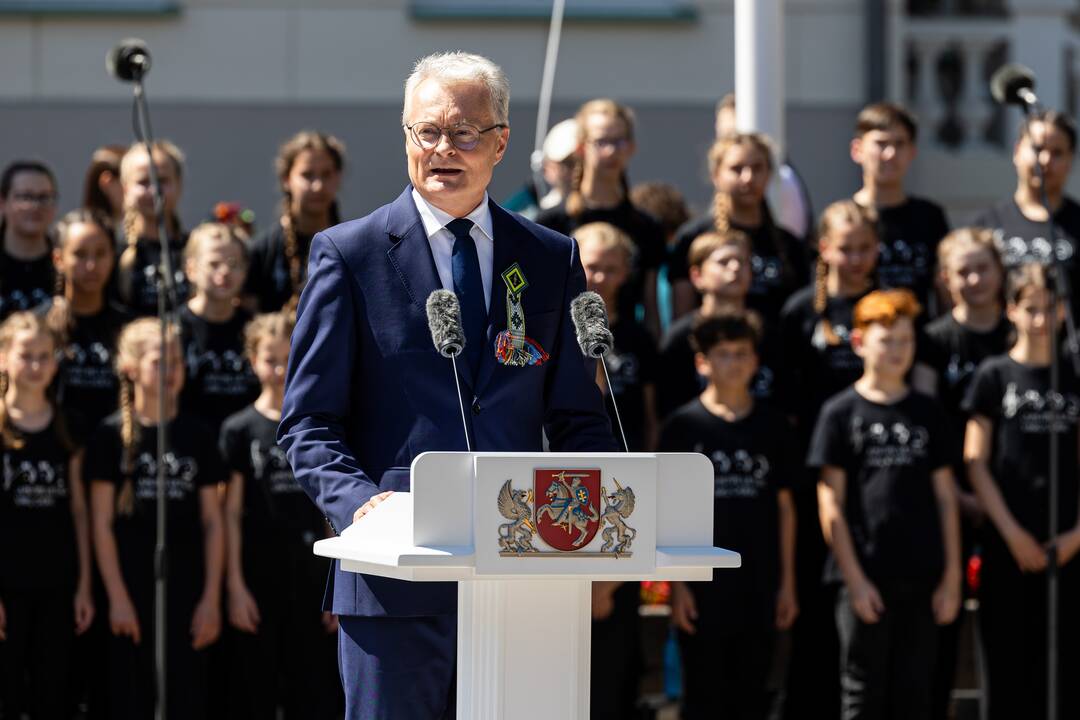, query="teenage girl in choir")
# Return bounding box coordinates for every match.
[921,227,1008,719]
[669,133,808,326]
[180,222,258,431]
[116,140,189,317]
[0,312,93,720]
[82,144,126,225]
[50,208,128,432]
[222,312,340,719]
[963,263,1080,720]
[536,99,665,336]
[245,131,345,313]
[87,318,225,719]
[777,199,879,719]
[0,160,59,318]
